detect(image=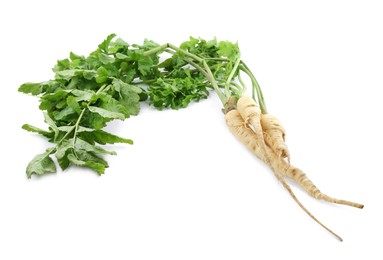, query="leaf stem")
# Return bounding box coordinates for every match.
[239,62,267,114]
[57,84,108,146]
[72,108,86,147]
[218,80,242,96]
[237,70,247,95]
[202,60,227,104]
[185,59,209,78]
[224,57,241,98]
